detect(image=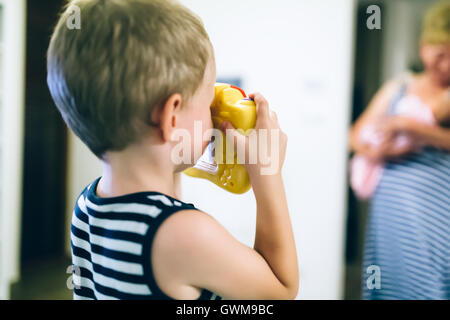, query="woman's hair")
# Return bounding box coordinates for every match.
[421,0,450,45]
